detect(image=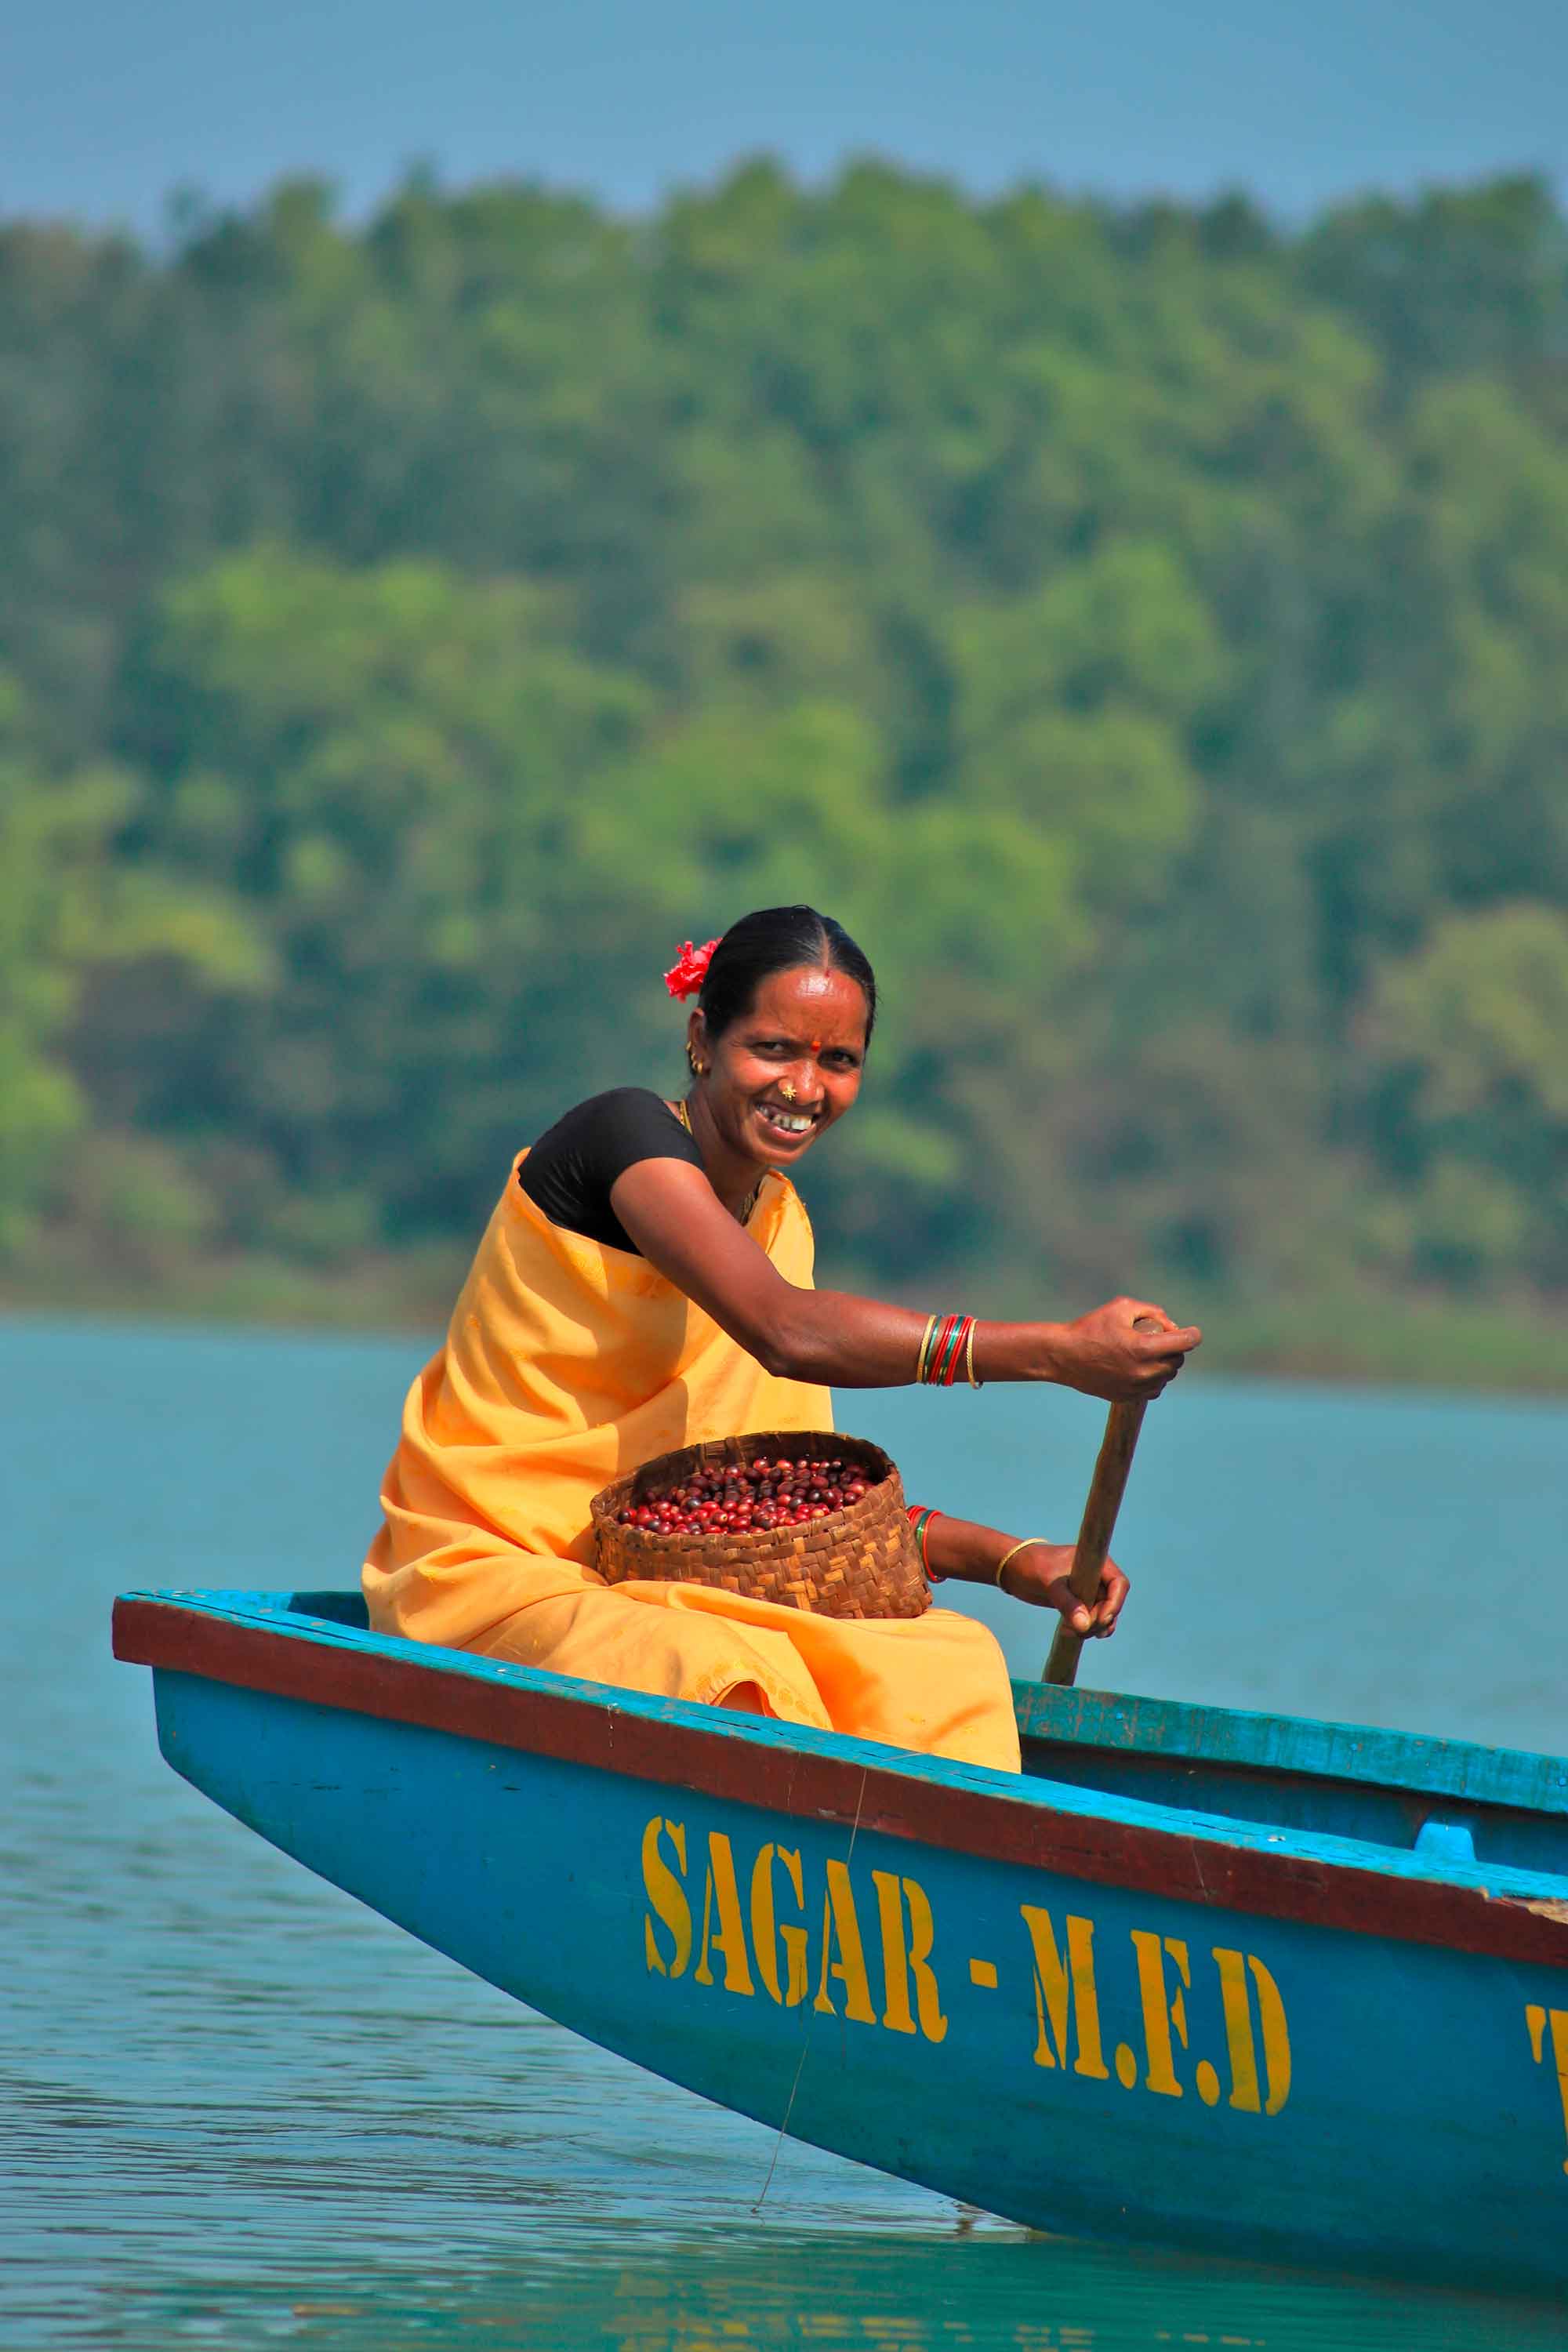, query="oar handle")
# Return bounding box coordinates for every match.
[1042,1318,1162,1689]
